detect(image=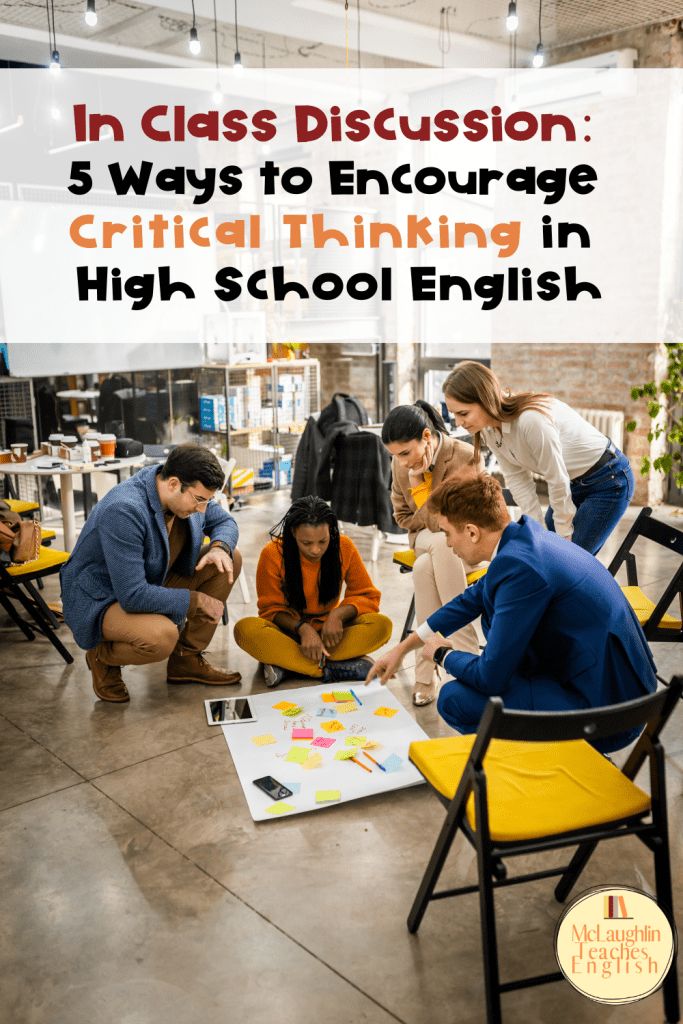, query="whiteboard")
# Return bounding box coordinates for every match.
[221,680,428,822]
